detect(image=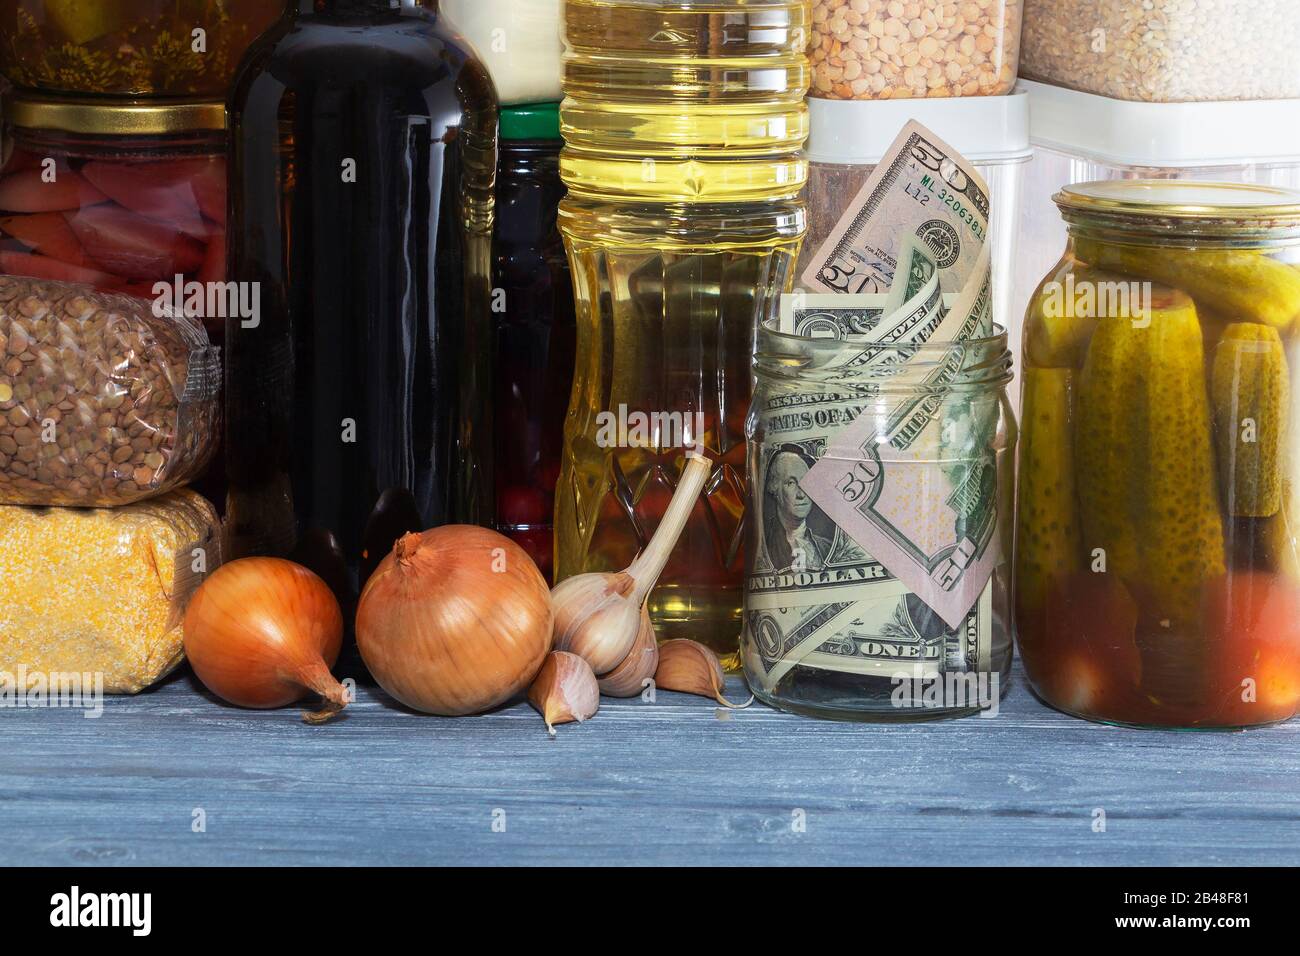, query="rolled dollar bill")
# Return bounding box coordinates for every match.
[799,119,992,298]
